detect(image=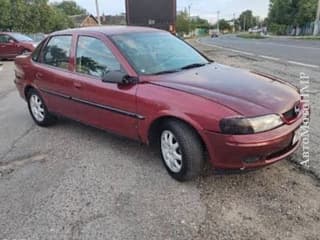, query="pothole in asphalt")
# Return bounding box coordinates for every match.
[0,153,47,177]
